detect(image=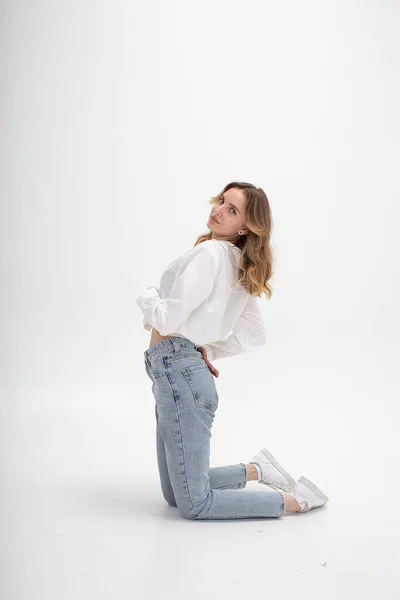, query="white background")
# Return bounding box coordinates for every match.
[1,0,399,598]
